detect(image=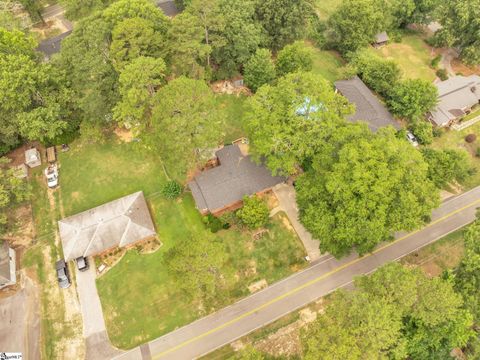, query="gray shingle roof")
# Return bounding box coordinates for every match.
[156,0,180,16]
[0,241,13,286]
[429,75,480,126]
[58,191,156,261]
[335,76,400,132]
[374,31,389,44]
[36,30,72,58]
[188,145,285,213]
